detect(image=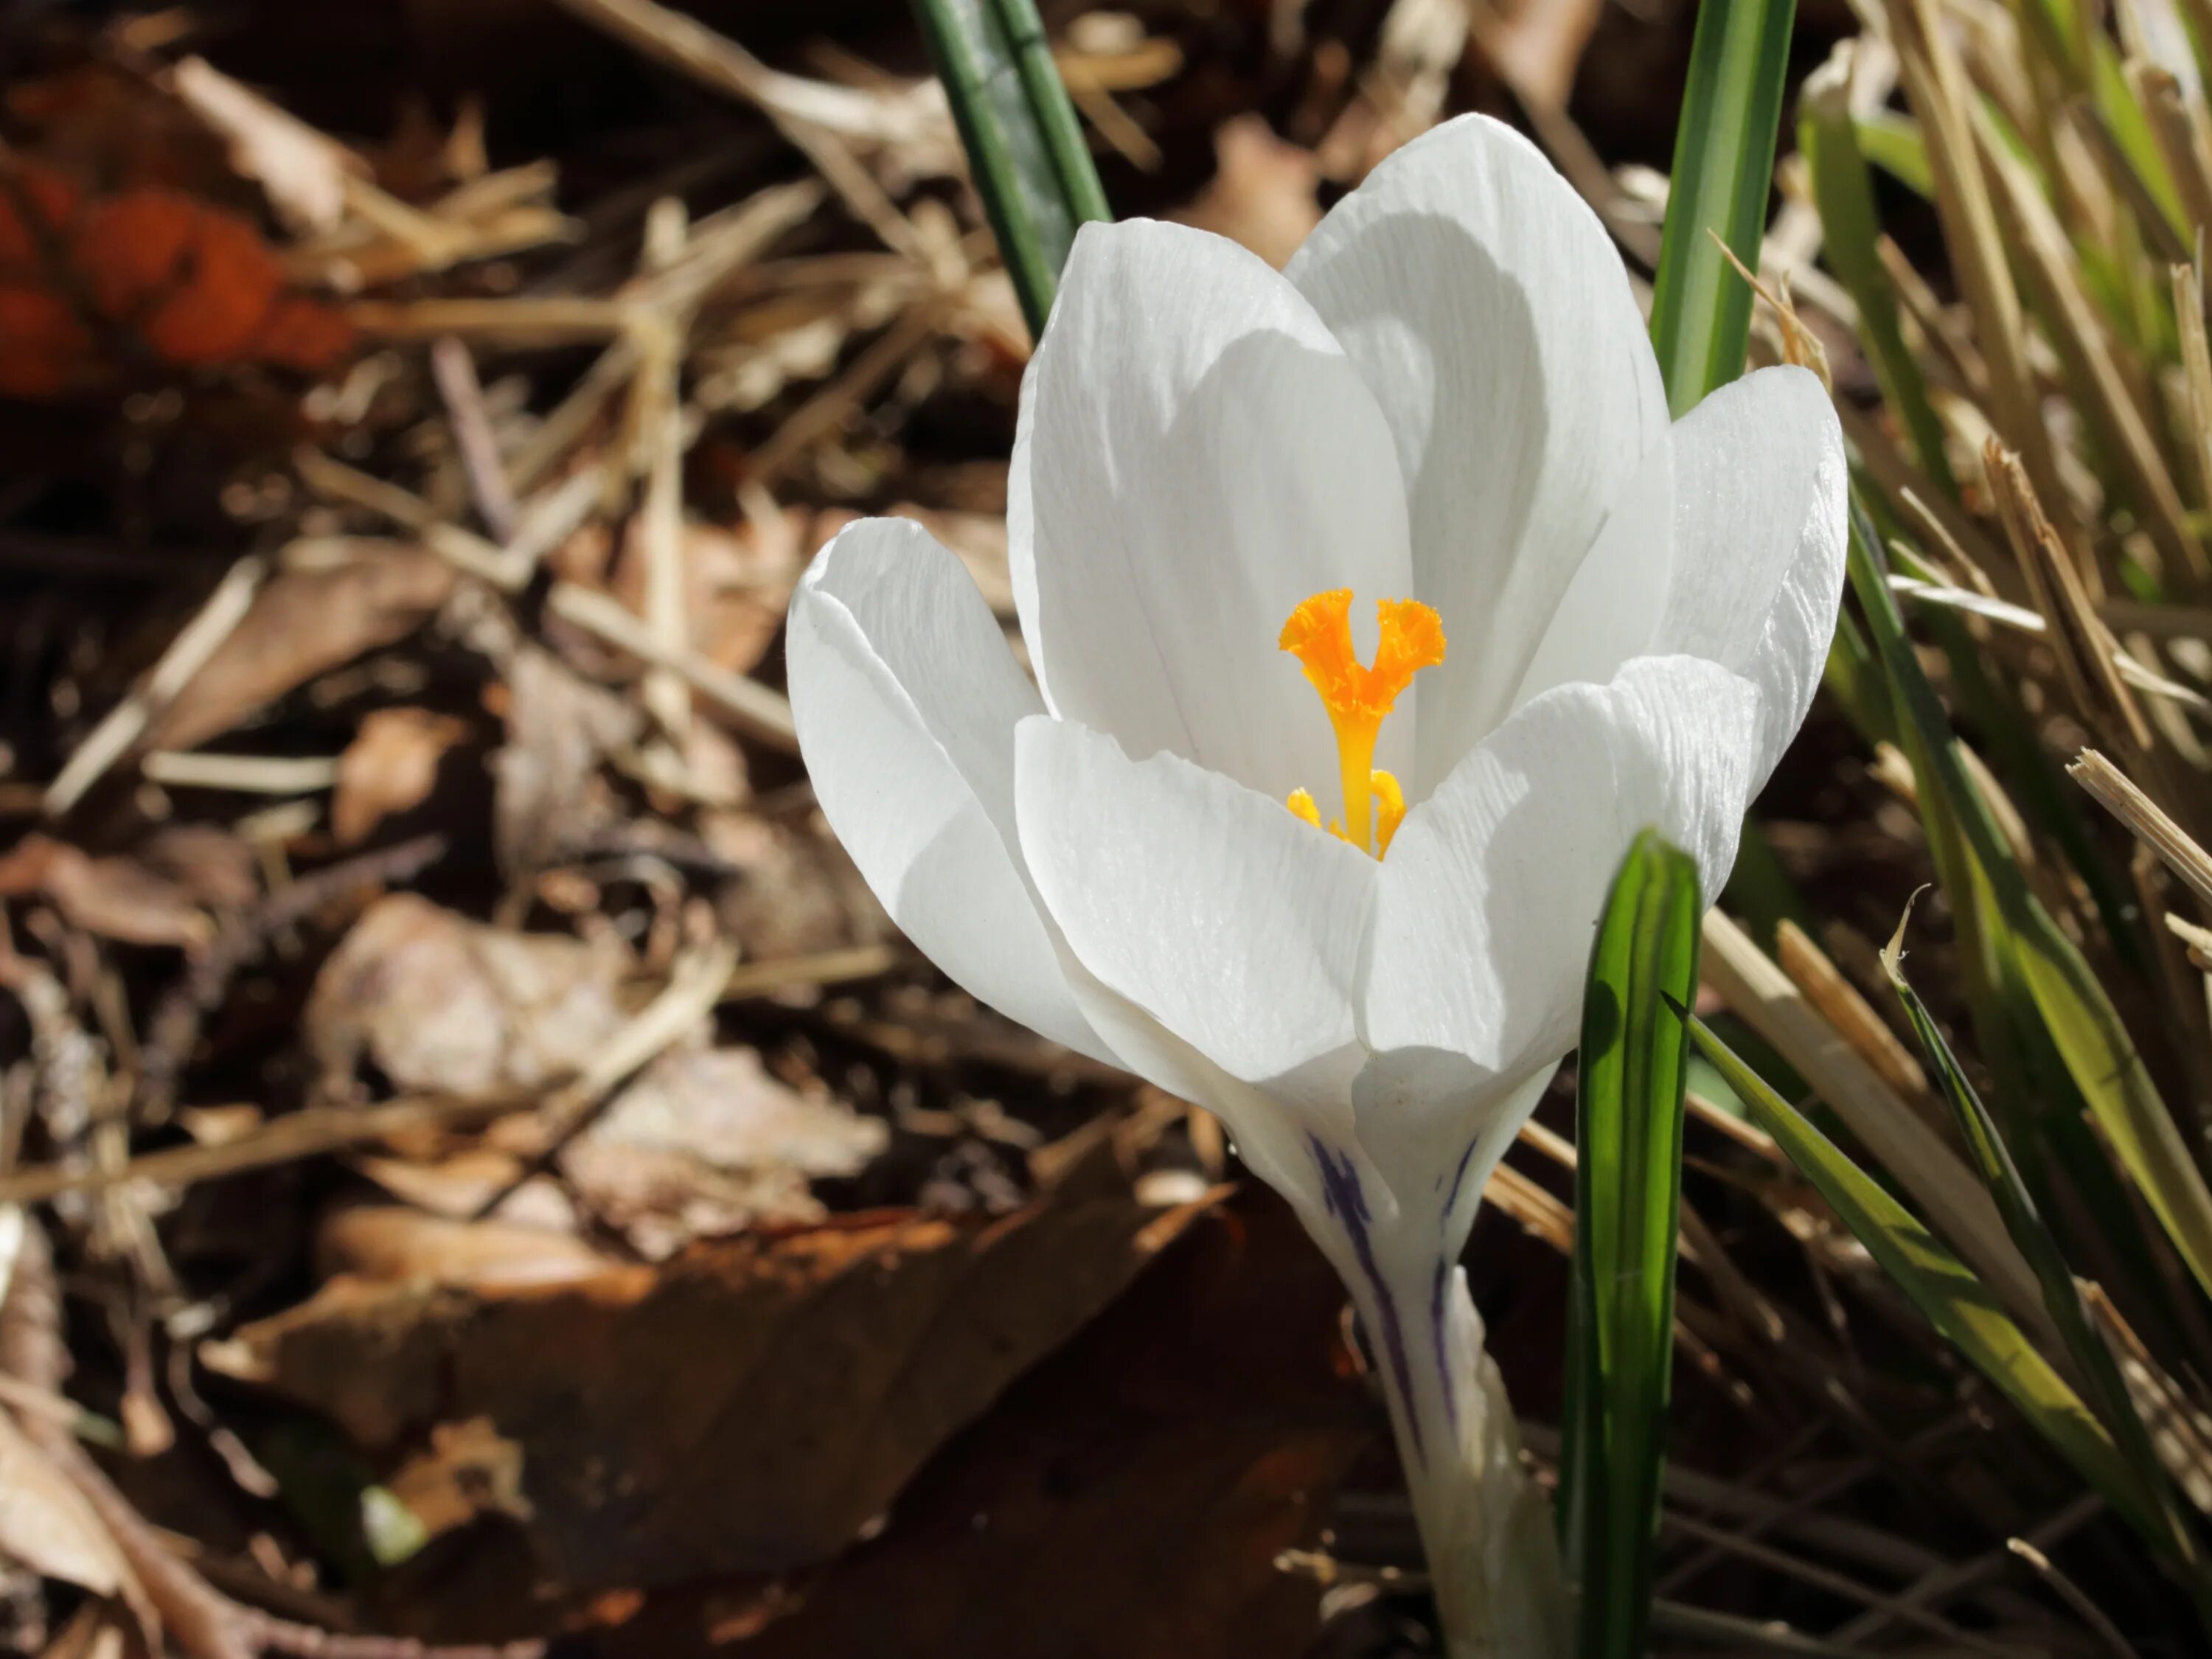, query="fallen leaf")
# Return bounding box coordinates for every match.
[384,1417,533,1545]
[170,57,361,234]
[207,1187,1224,1588]
[147,547,456,753]
[332,708,470,846]
[317,1205,611,1291]
[0,1408,132,1598]
[1175,116,1321,269]
[0,837,206,947]
[0,159,354,398]
[490,646,640,884]
[692,1197,1371,1659]
[305,893,629,1099]
[560,1046,889,1256]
